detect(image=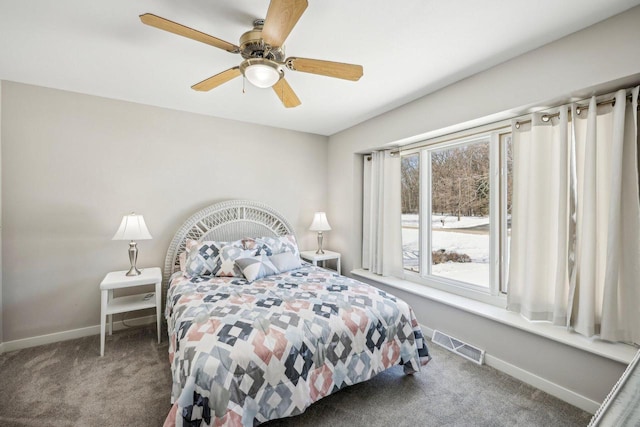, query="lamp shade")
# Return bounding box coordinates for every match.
[112,213,152,241]
[309,212,331,231]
